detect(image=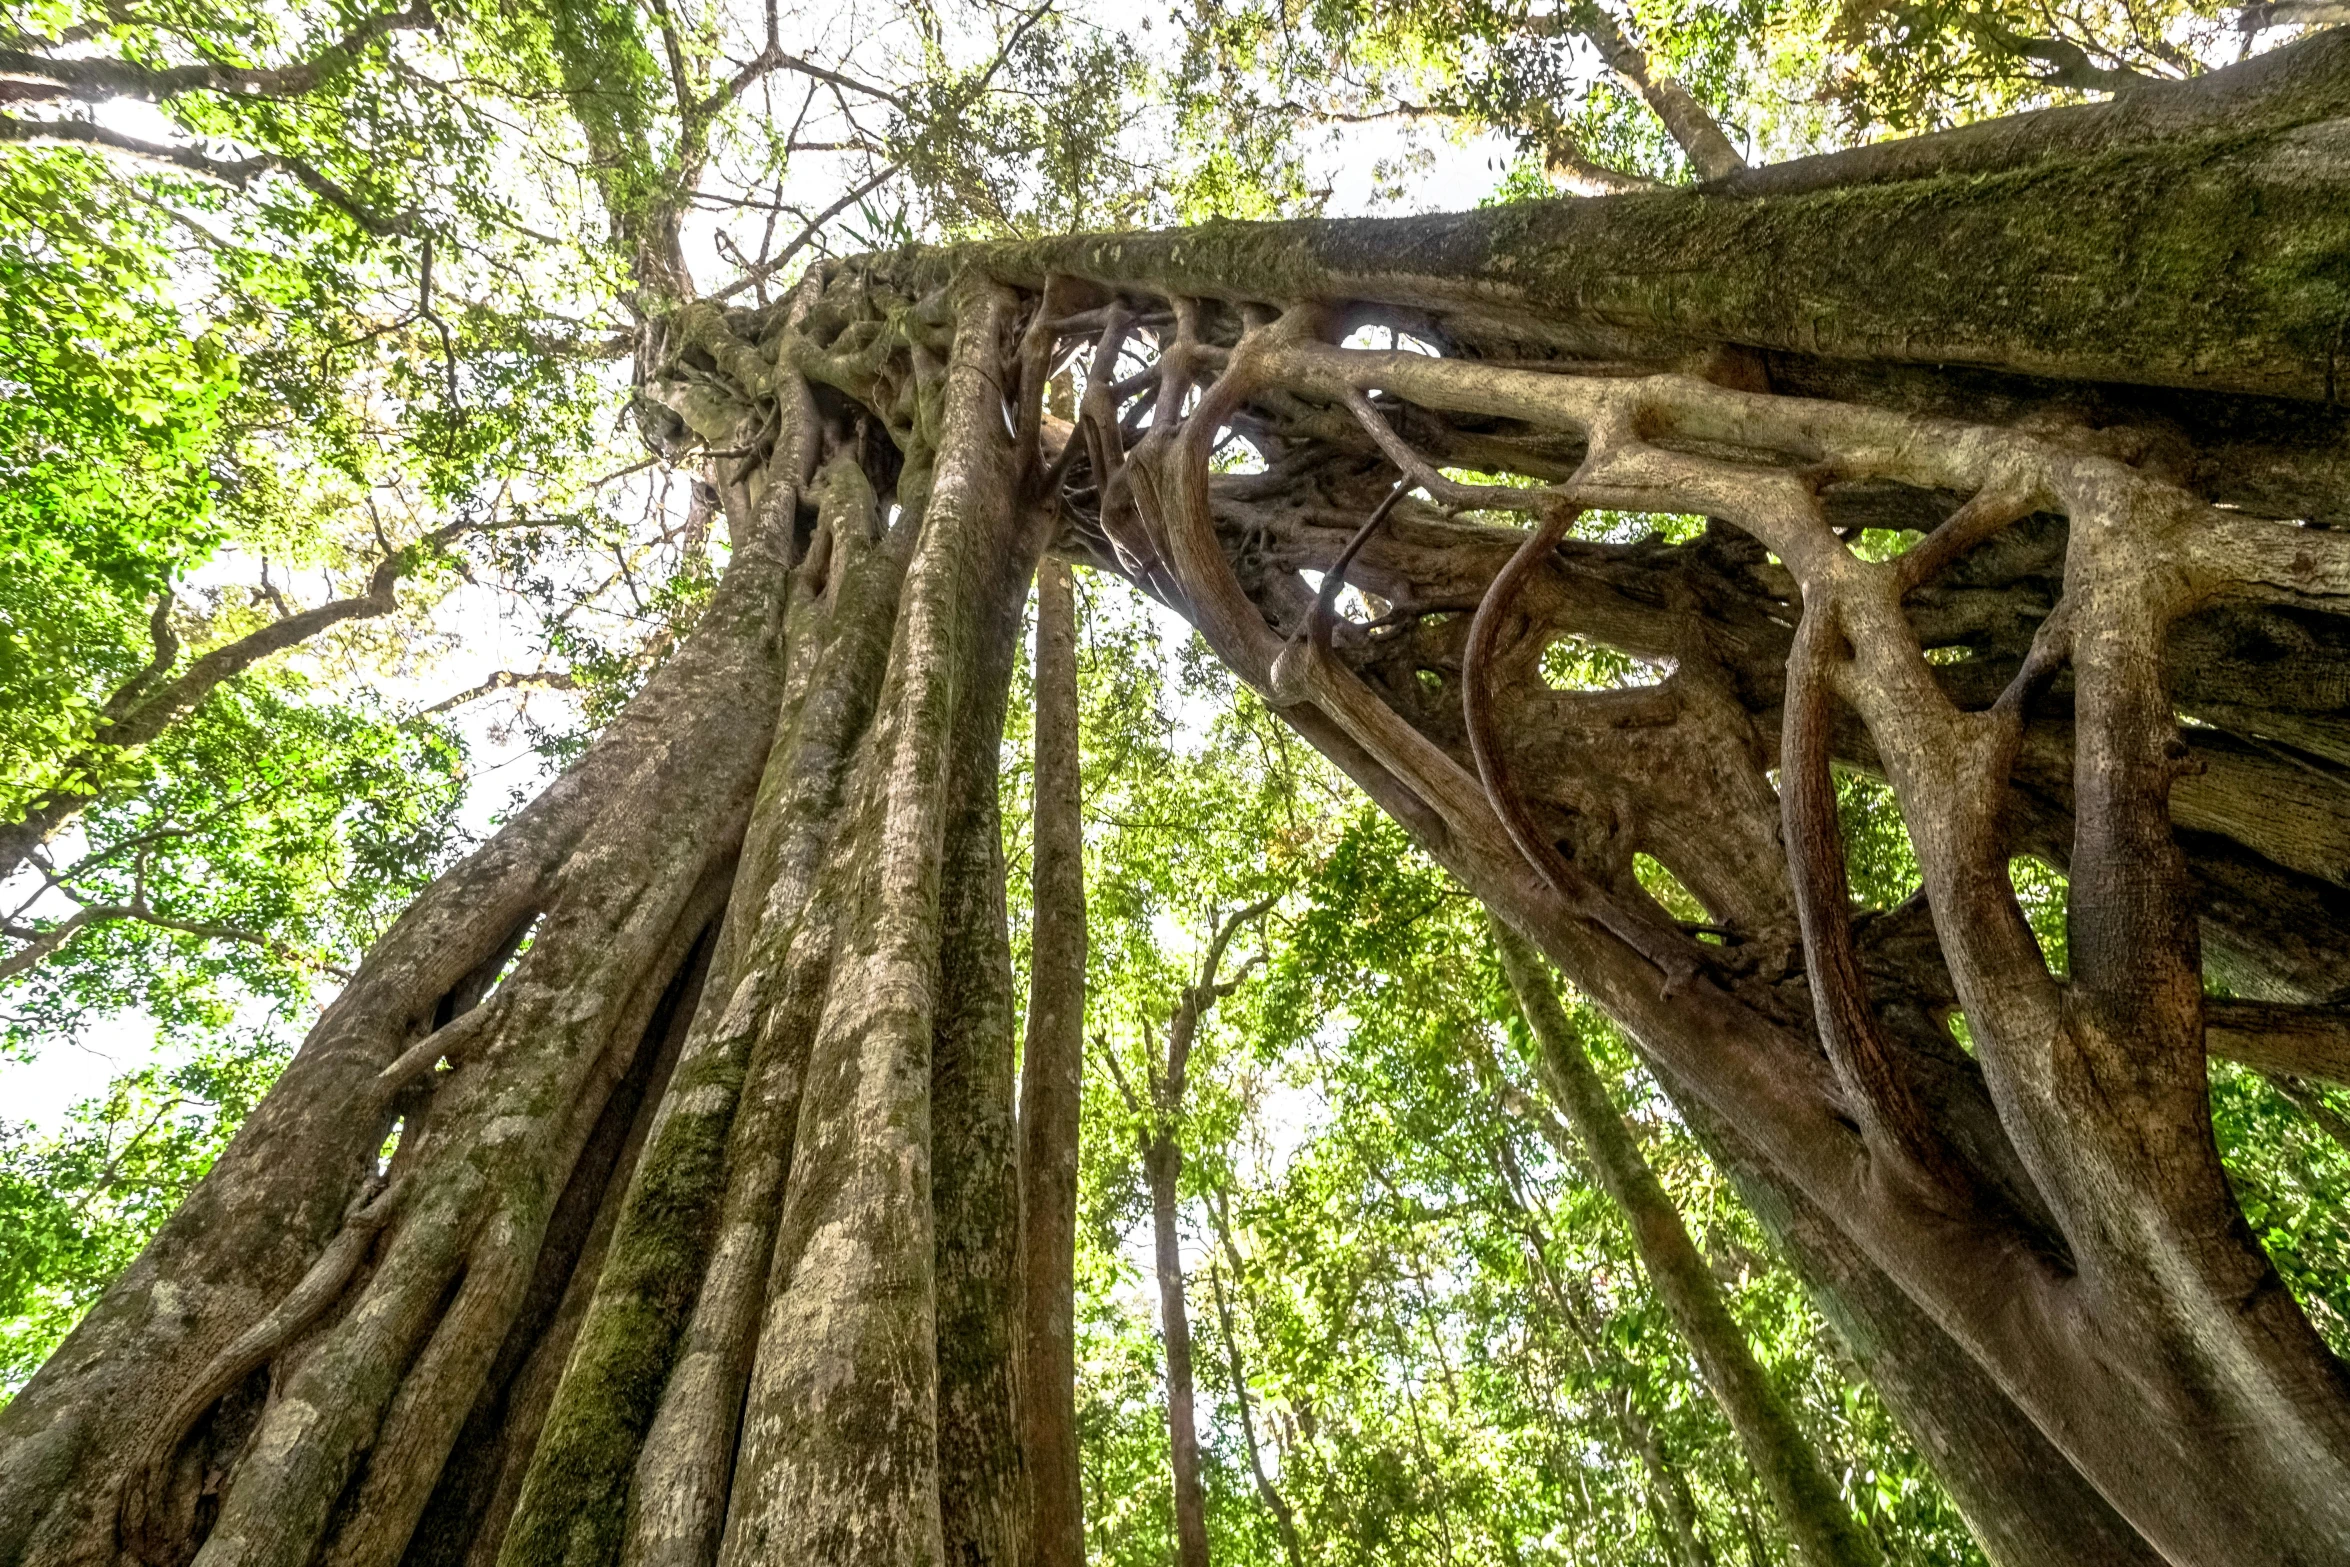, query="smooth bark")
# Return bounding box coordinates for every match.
[1016,557,1089,1566]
